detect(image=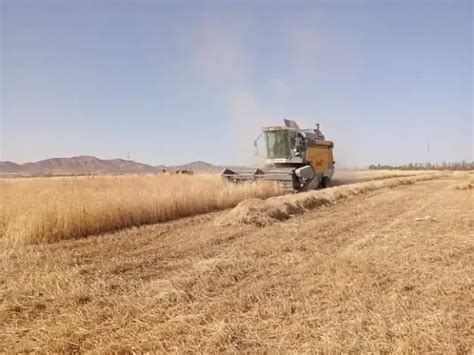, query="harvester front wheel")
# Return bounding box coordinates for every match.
[322,176,331,188]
